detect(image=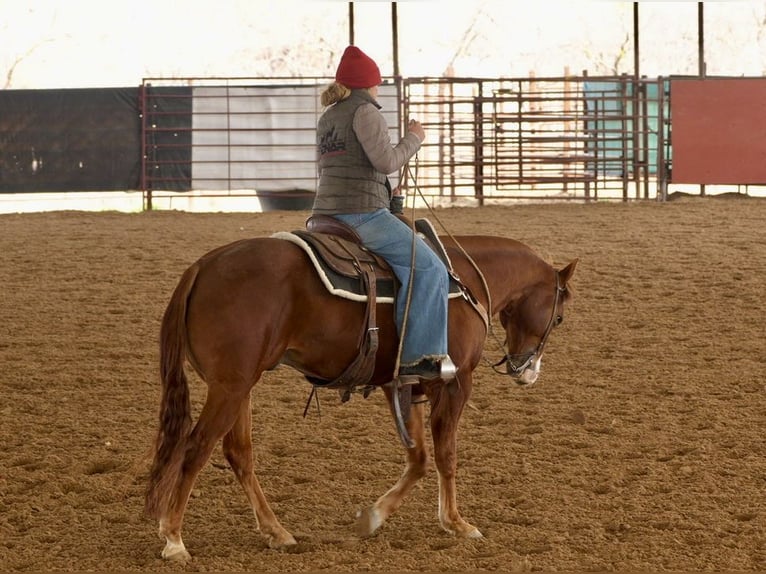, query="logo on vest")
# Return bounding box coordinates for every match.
[319,127,346,156]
